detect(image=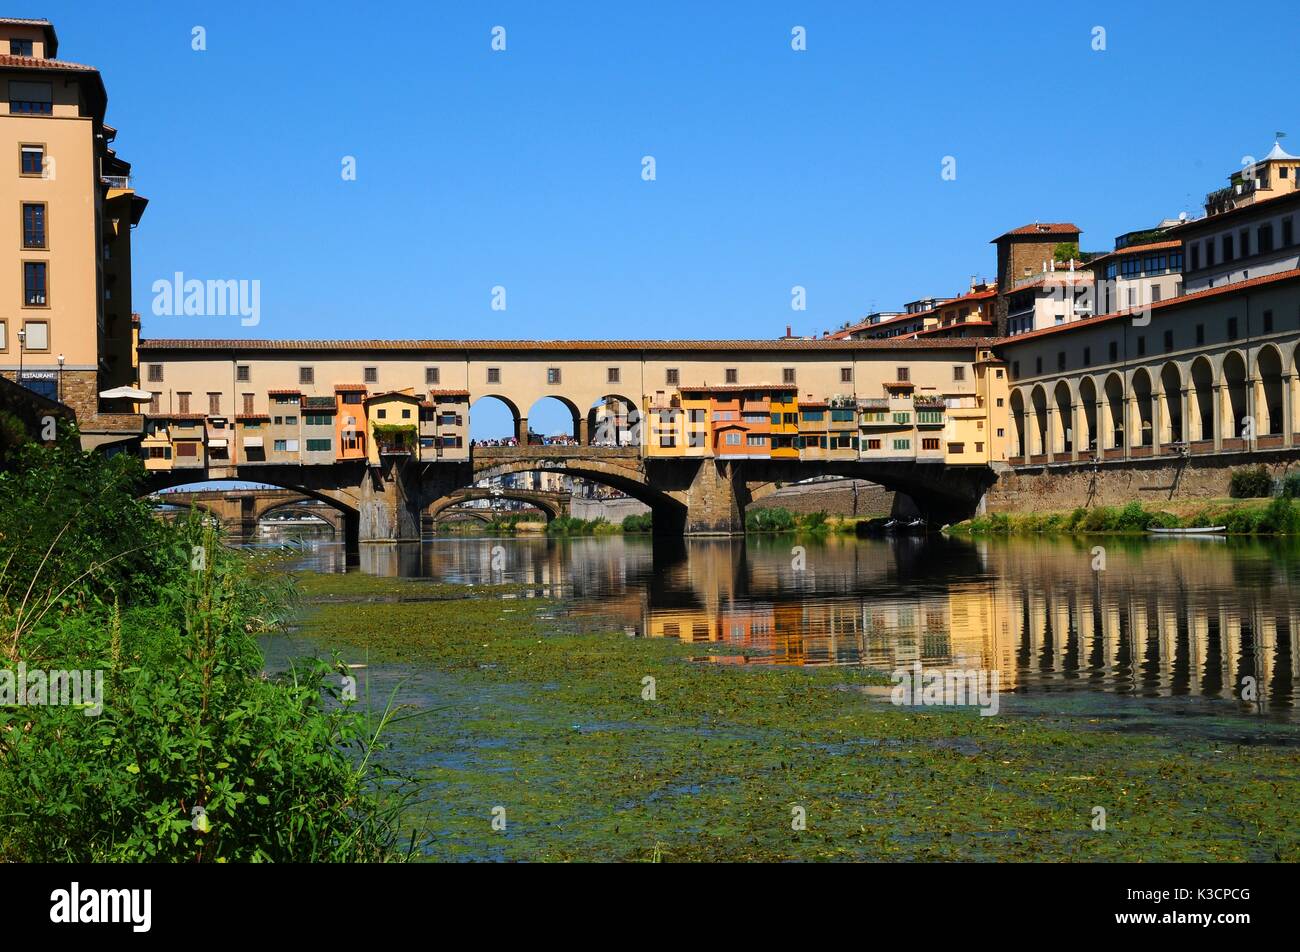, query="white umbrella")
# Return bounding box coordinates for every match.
[99,386,153,401]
